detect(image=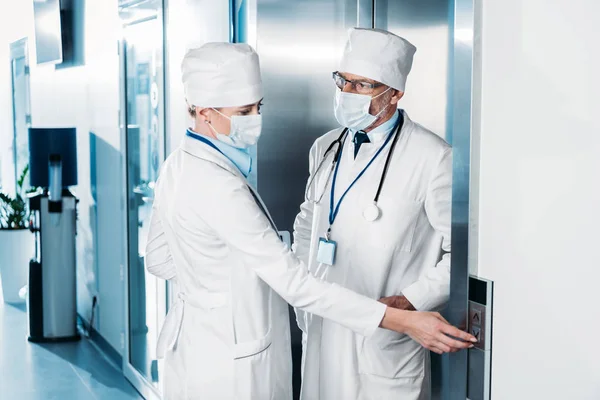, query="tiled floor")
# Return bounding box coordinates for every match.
[0,299,144,400]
